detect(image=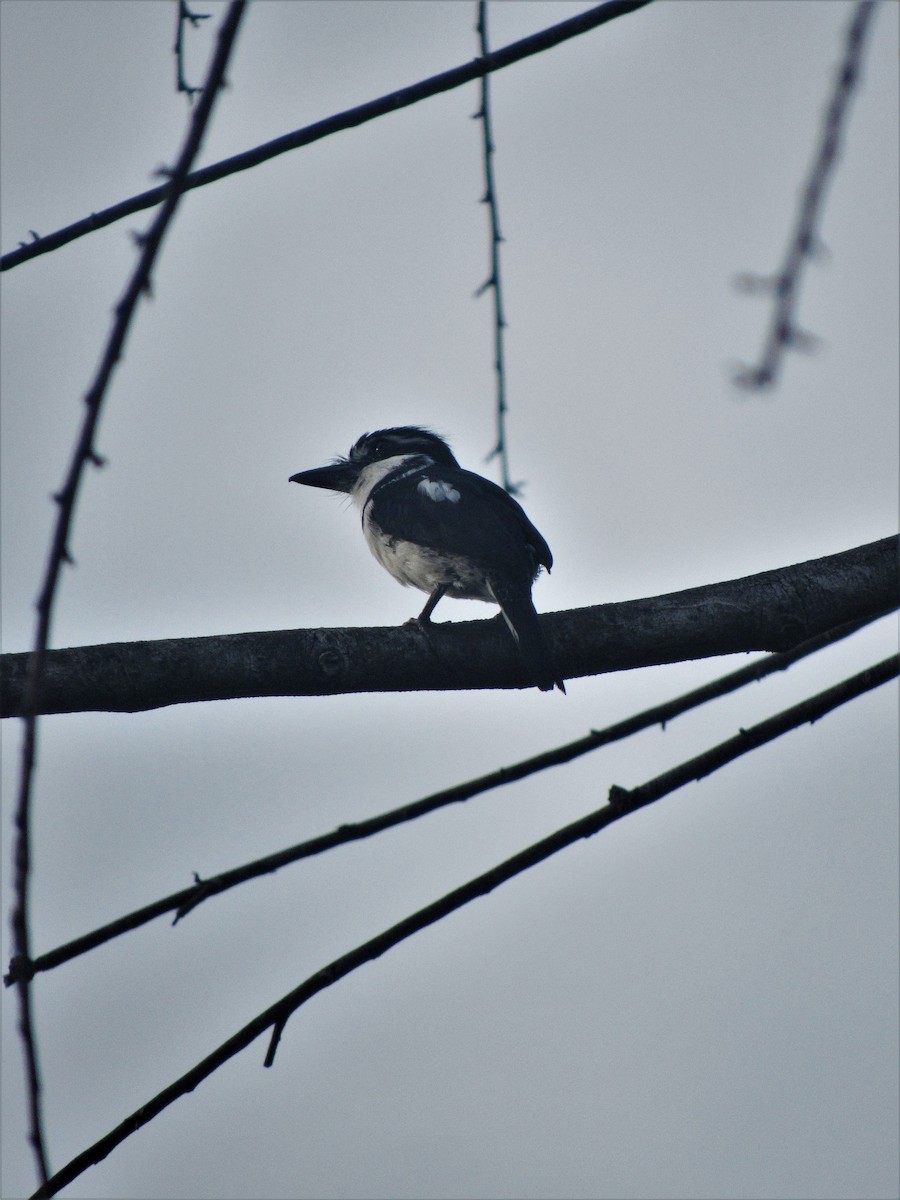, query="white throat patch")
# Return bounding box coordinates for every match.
[351,455,430,510]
